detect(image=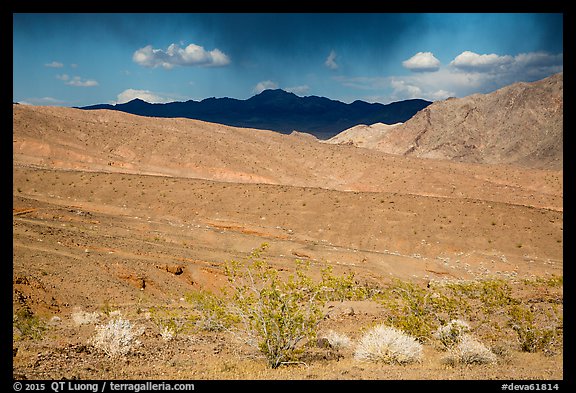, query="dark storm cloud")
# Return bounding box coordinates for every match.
[526,13,564,53]
[463,13,563,55]
[13,13,428,67]
[13,13,185,47]
[14,14,106,39]
[183,13,428,63]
